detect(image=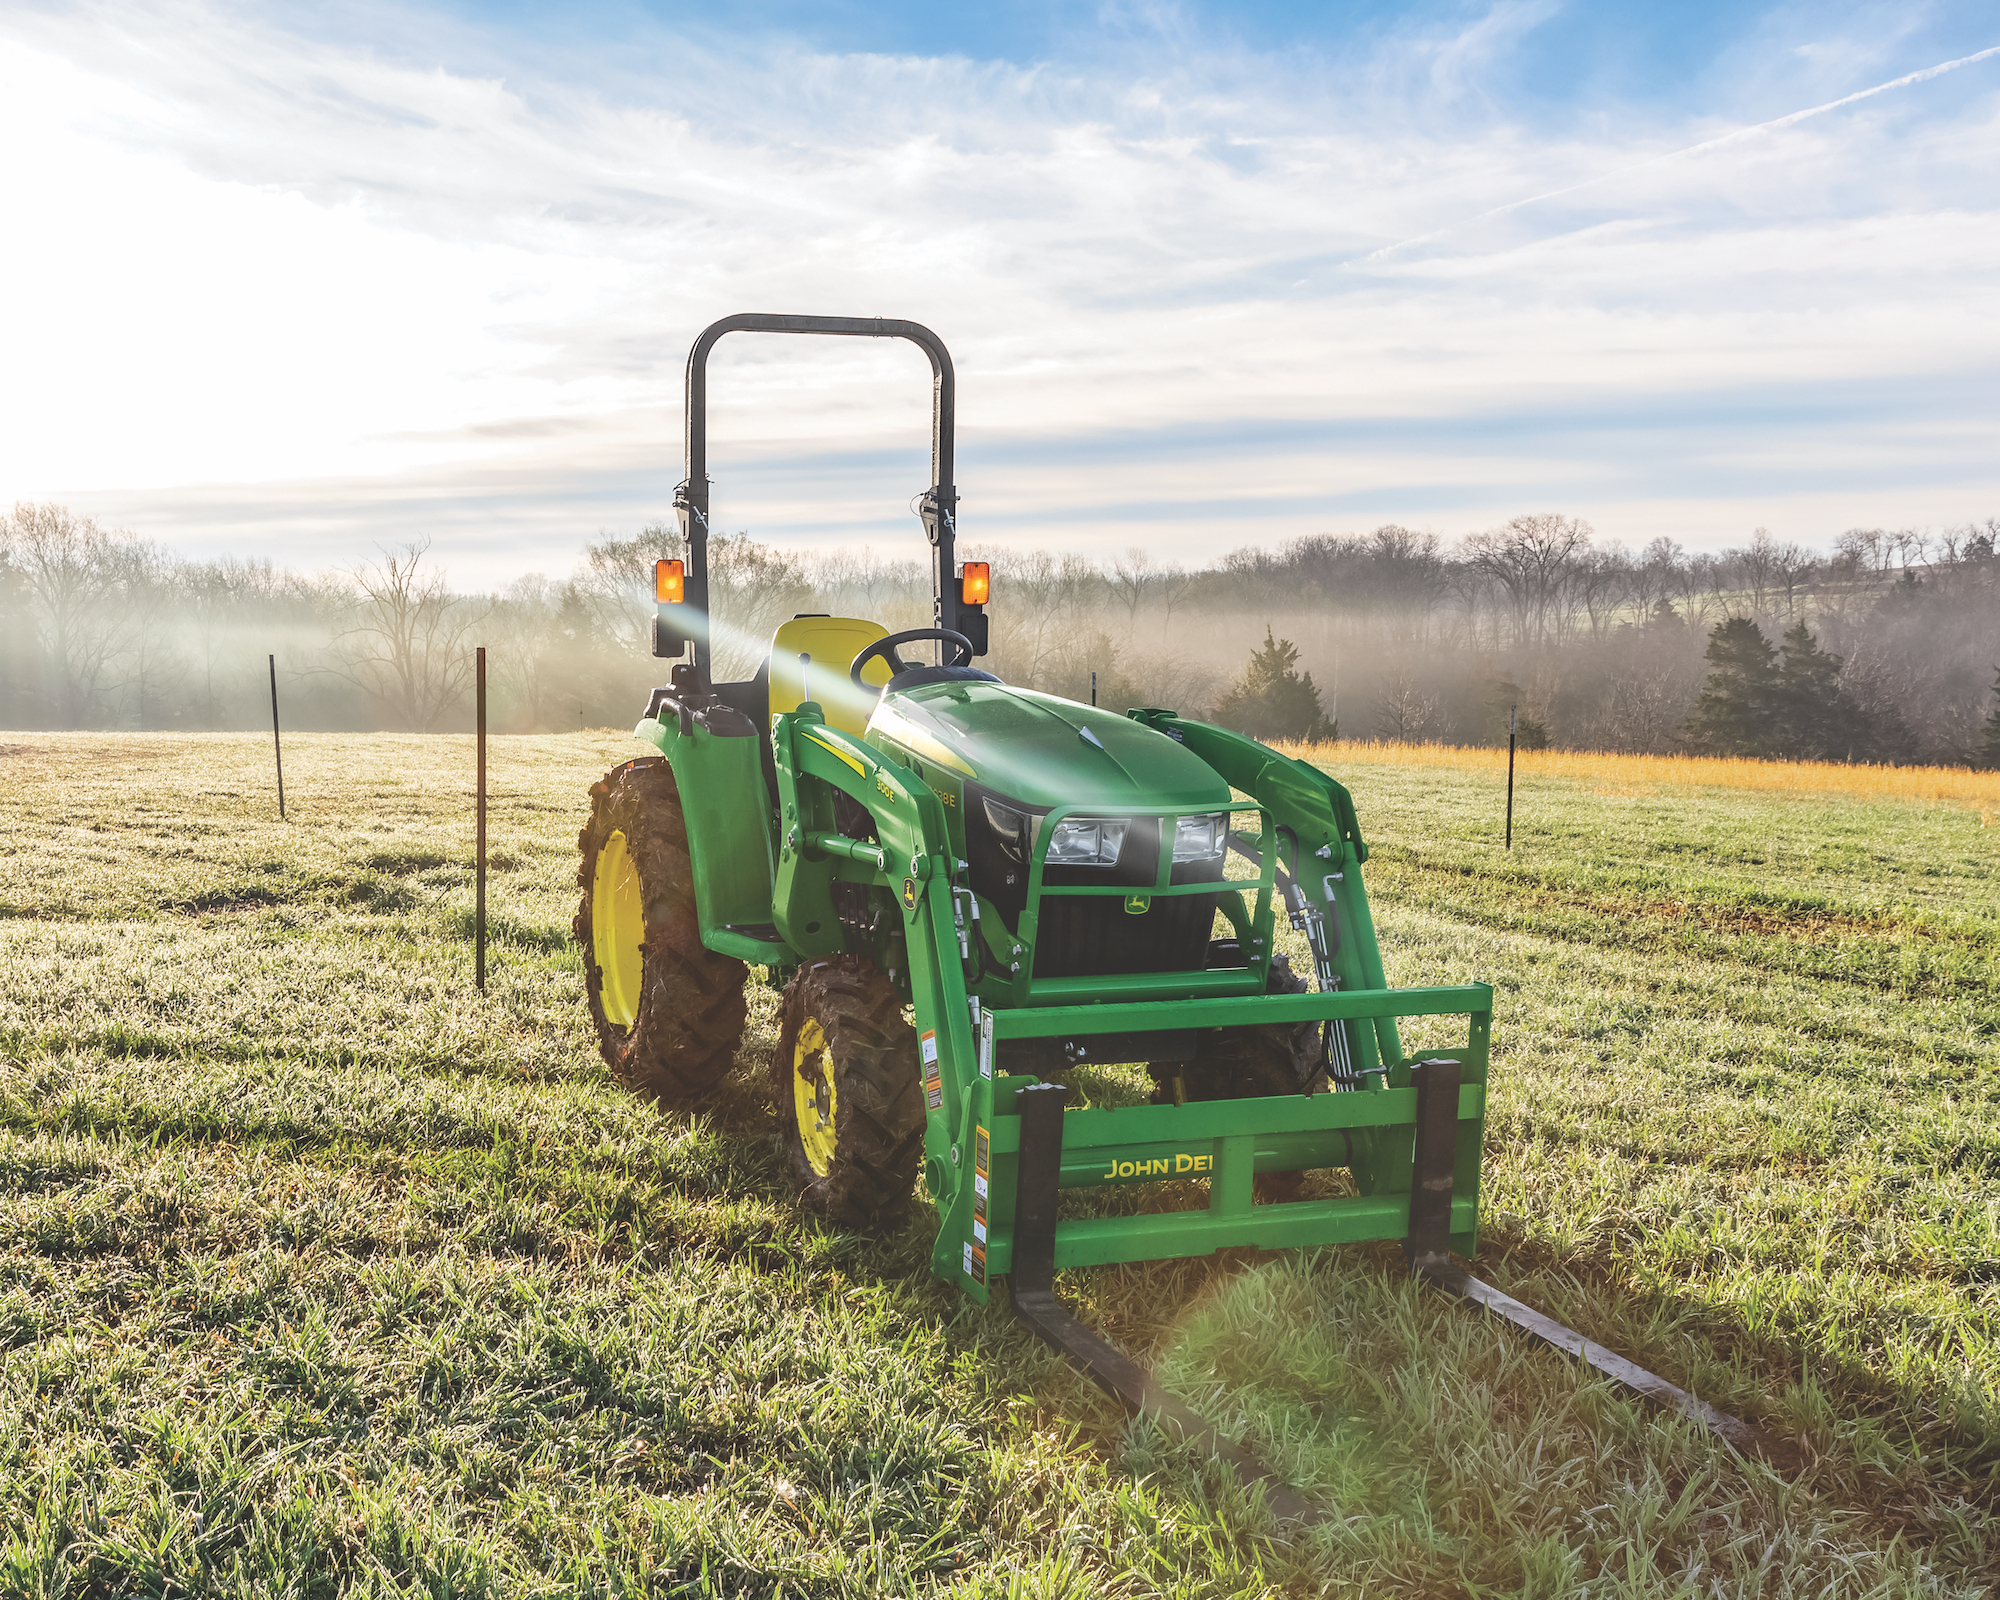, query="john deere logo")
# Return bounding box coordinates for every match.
[901,877,919,910]
[1123,893,1151,915]
[1104,1152,1212,1179]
